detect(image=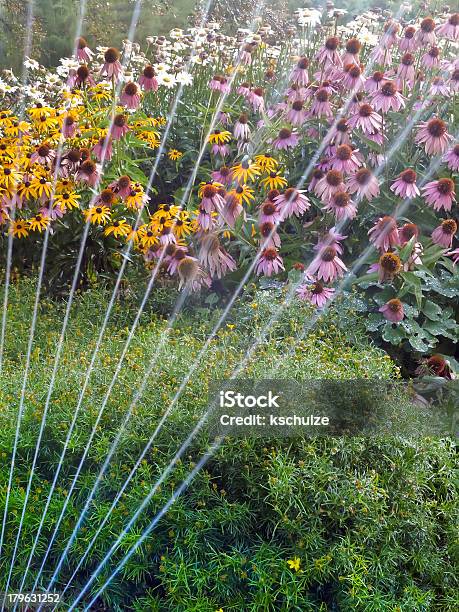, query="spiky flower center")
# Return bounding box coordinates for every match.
[326,170,343,186]
[441,219,457,235]
[325,36,339,51]
[346,38,361,54]
[387,298,402,312]
[278,128,292,139]
[143,65,155,78]
[316,88,329,102]
[336,145,352,161]
[356,168,372,185]
[437,178,454,194]
[124,82,138,96]
[333,191,350,207]
[379,252,401,273]
[401,168,416,184]
[203,184,217,198]
[104,47,120,63]
[420,17,435,33]
[381,81,397,96]
[321,247,337,262]
[114,114,127,128]
[81,160,96,175]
